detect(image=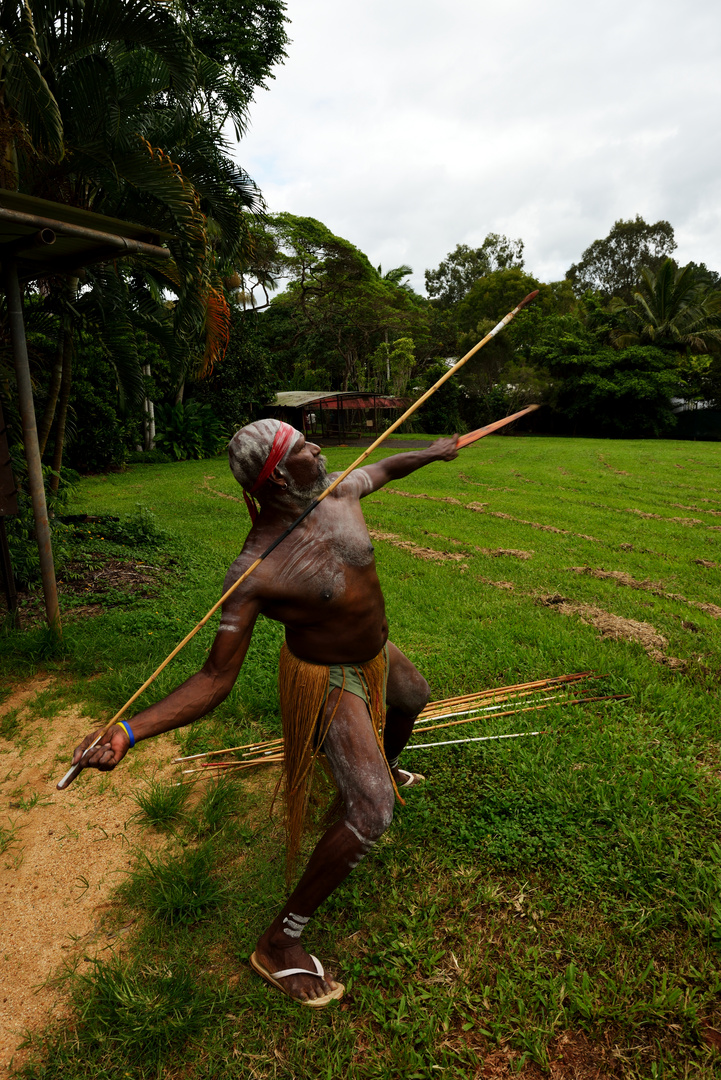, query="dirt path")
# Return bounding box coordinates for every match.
[0,677,177,1076]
